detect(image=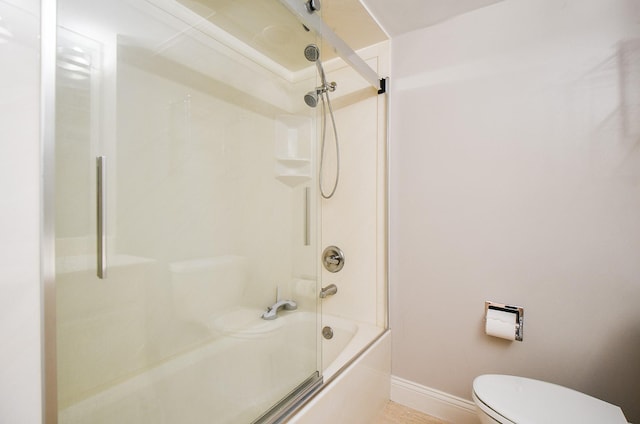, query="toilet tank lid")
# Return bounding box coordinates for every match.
[472,375,628,424]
